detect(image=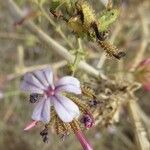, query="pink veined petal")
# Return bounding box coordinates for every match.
[33,69,50,88]
[55,84,81,94]
[52,95,80,122]
[20,80,43,94]
[55,76,81,94]
[23,73,45,90]
[42,68,54,88]
[24,120,38,131]
[55,76,80,87]
[31,98,51,123]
